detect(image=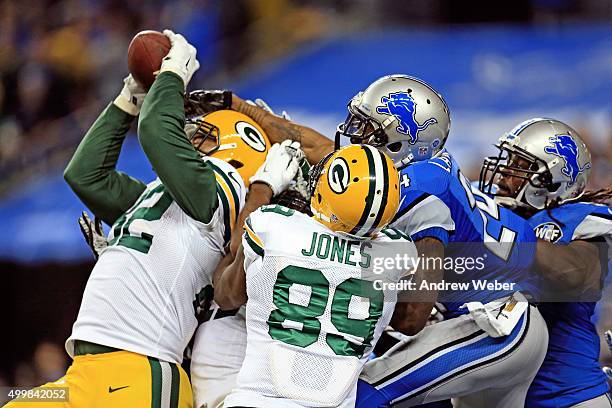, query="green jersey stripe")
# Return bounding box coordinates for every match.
[216,186,232,245]
[148,356,162,408]
[169,363,179,408]
[209,162,240,220]
[244,231,264,257]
